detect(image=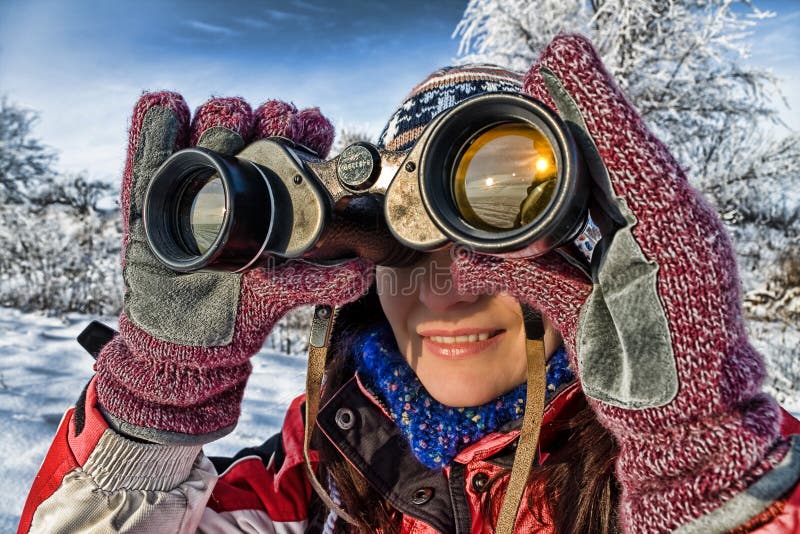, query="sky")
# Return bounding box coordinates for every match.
[0,0,798,183]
